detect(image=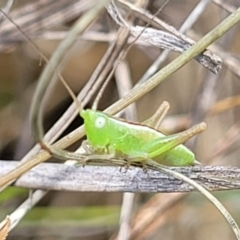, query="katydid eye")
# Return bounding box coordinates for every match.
[95,117,106,129]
